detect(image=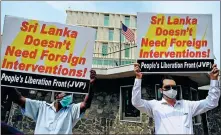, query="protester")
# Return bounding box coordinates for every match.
[6,70,97,134]
[132,63,220,134]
